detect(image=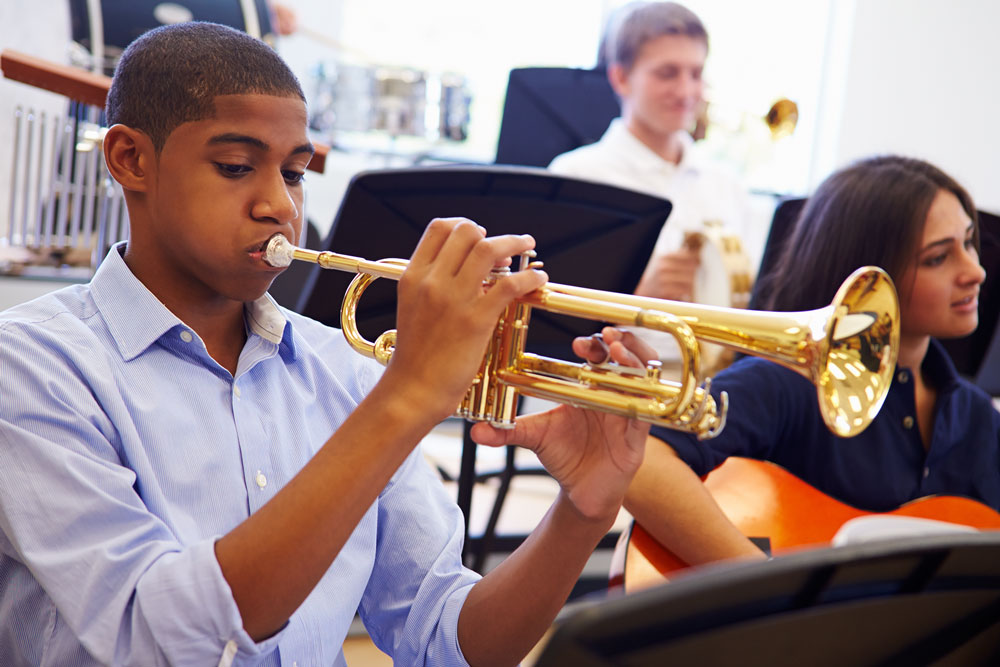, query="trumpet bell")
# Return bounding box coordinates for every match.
[817,267,899,437]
